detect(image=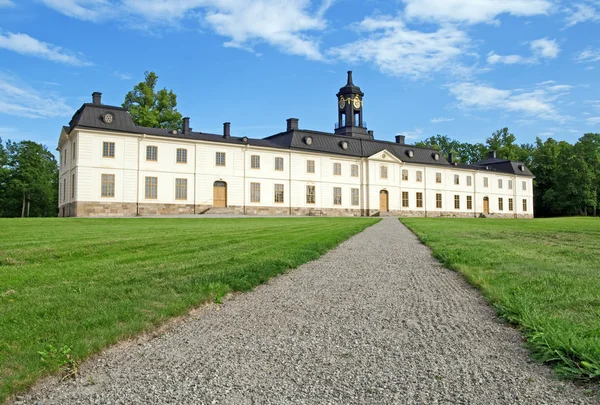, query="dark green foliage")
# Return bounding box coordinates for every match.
[0,217,378,401]
[402,217,600,382]
[417,129,600,217]
[0,139,58,217]
[122,71,183,130]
